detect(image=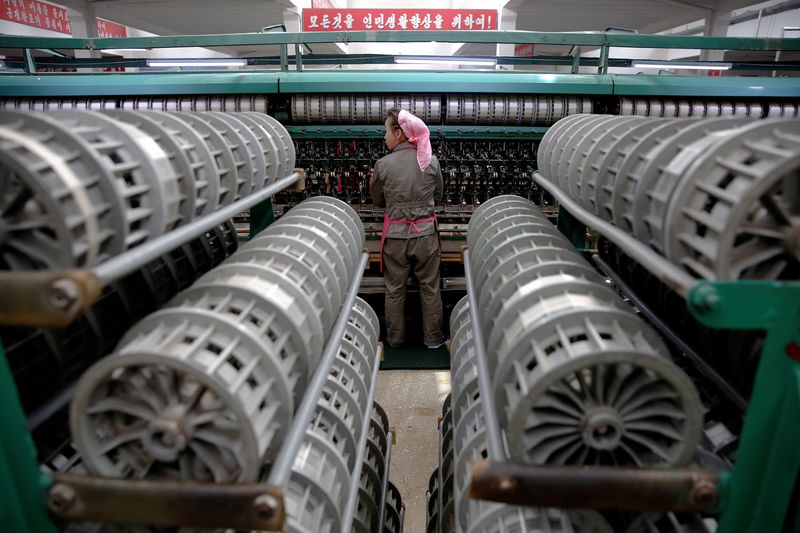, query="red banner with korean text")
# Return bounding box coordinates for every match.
[303,9,497,32]
[97,17,127,39]
[0,0,71,34]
